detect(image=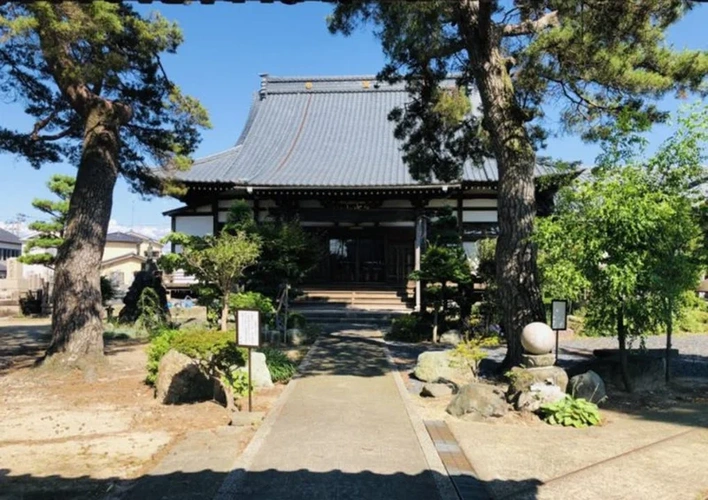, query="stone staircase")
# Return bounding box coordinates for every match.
[292,284,414,327]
